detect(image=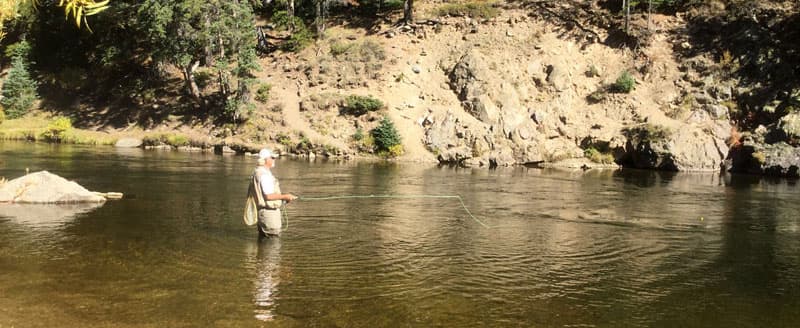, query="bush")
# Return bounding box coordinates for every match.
[0,106,4,124]
[584,147,614,164]
[330,42,353,56]
[623,124,672,143]
[341,95,384,116]
[256,83,272,103]
[370,116,402,156]
[352,128,365,141]
[276,133,292,146]
[611,71,636,93]
[436,2,499,18]
[1,56,38,119]
[143,133,189,147]
[41,117,73,143]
